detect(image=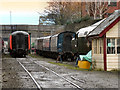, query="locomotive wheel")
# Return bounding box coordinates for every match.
[67,58,72,62]
[23,55,26,58]
[64,55,74,62]
[12,54,16,58]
